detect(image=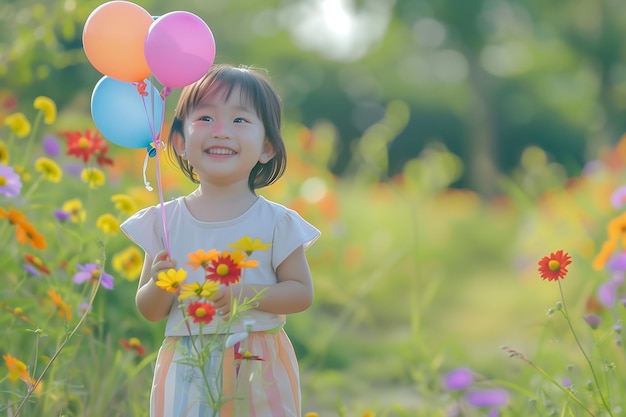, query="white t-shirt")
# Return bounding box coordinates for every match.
[120,195,320,336]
